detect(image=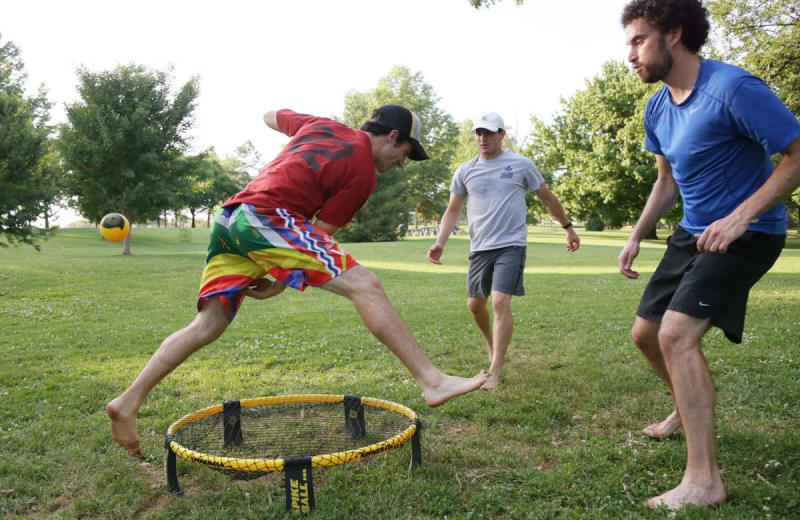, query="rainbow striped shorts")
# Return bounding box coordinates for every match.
[198,204,357,321]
